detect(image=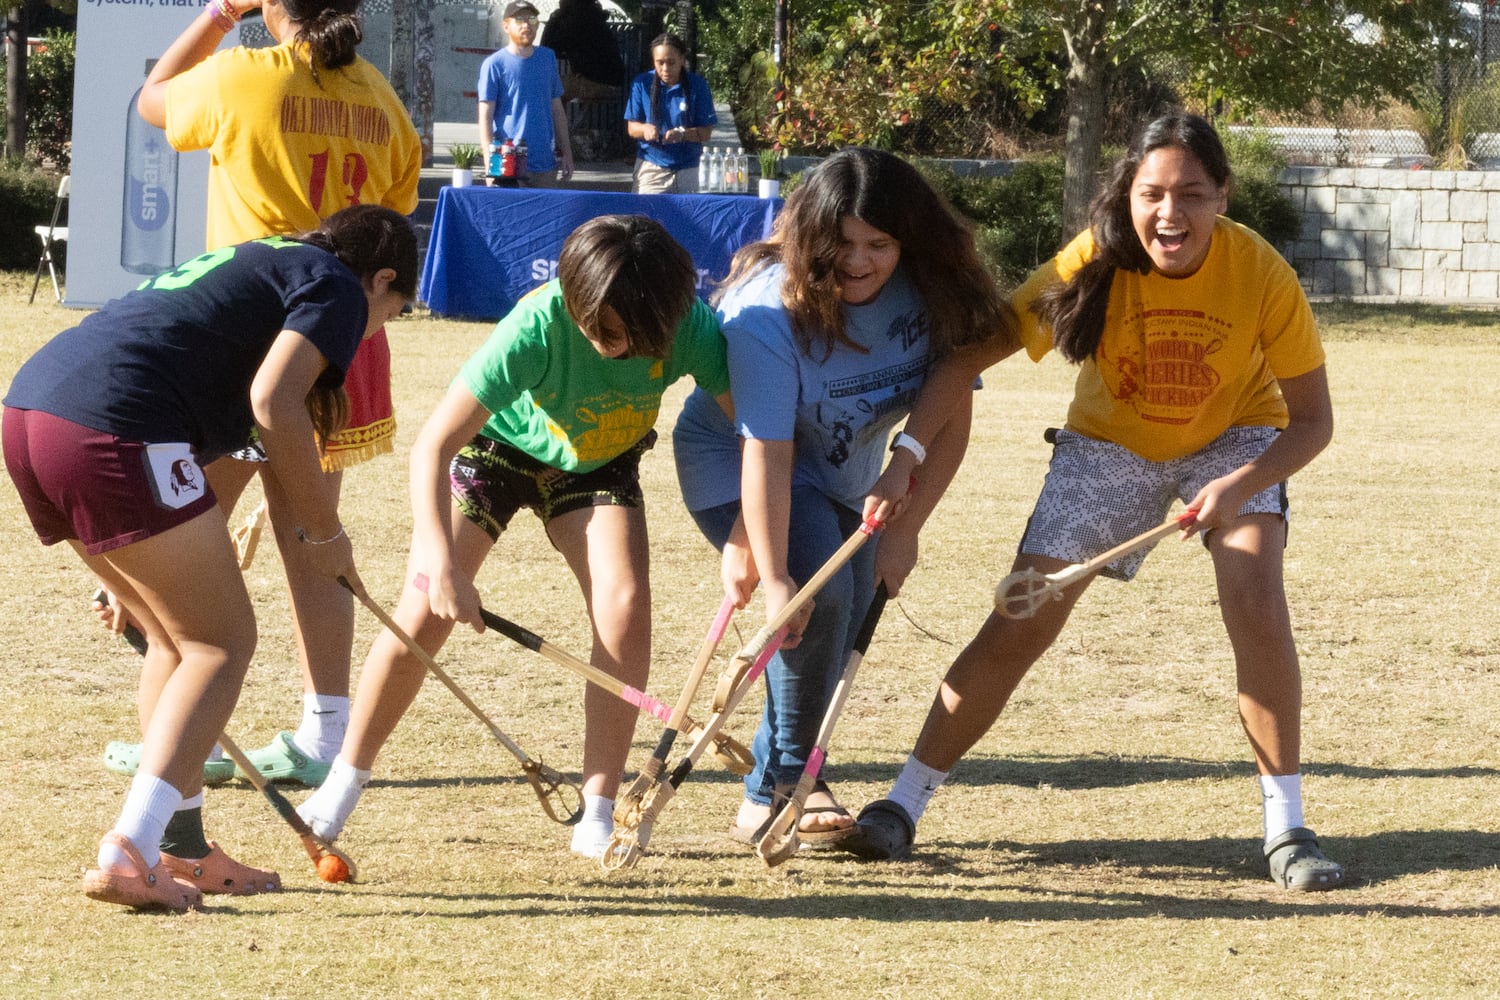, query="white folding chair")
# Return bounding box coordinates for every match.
[30,175,70,304]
